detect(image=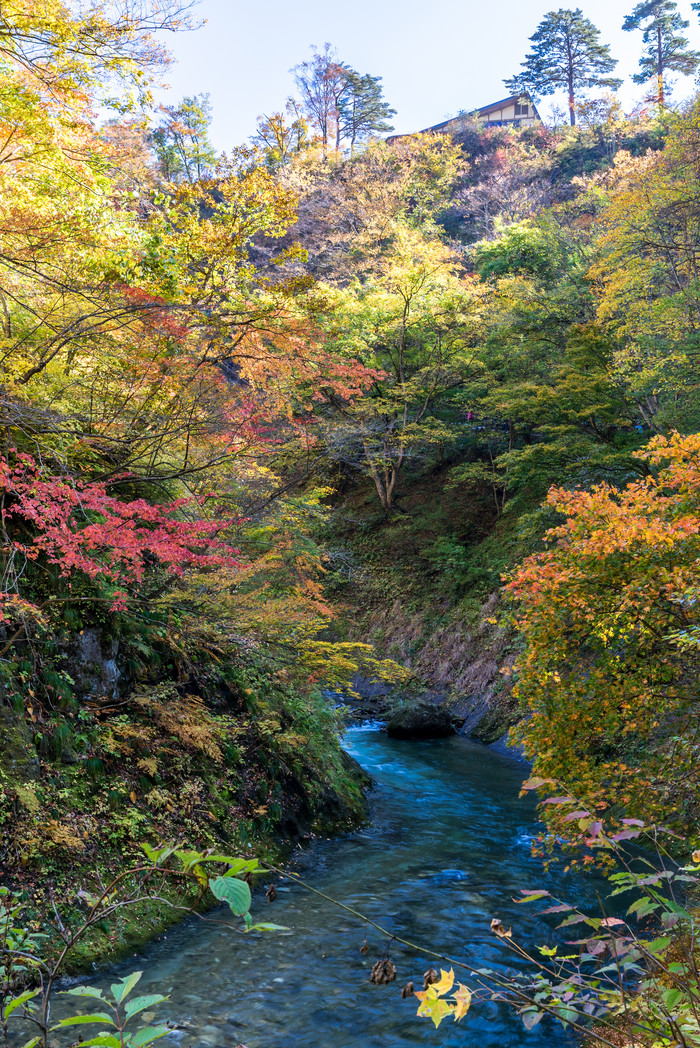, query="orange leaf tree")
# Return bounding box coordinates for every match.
[507,431,700,834]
